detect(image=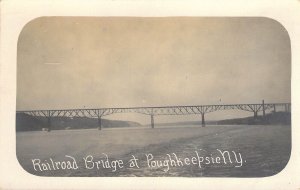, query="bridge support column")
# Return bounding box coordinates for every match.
[273,104,276,113]
[201,113,205,127]
[254,111,258,118]
[98,116,102,130]
[262,100,265,117]
[150,115,154,128]
[47,117,51,132]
